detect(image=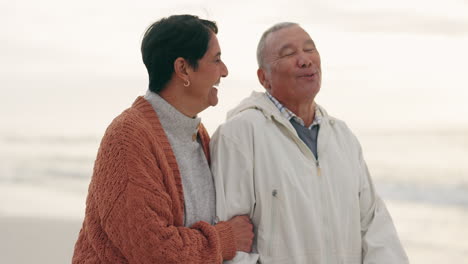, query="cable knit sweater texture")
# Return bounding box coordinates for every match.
[72,96,236,263]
